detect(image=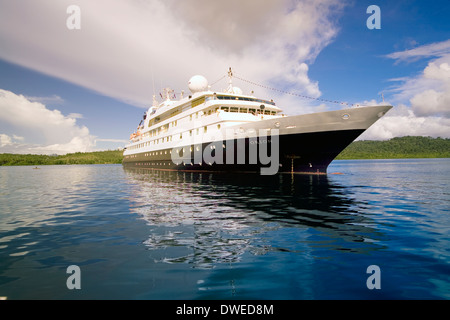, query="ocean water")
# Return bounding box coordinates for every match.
[0,159,449,300]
